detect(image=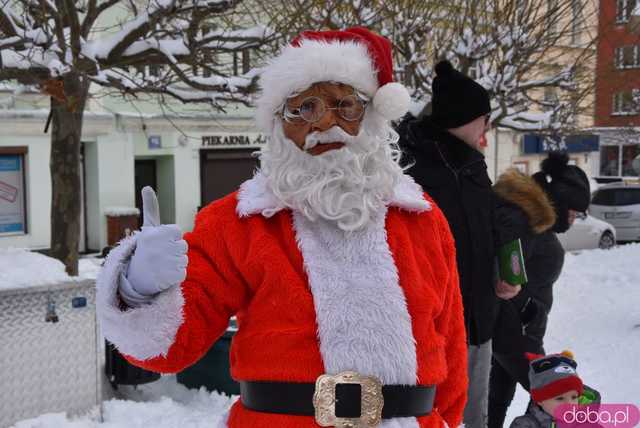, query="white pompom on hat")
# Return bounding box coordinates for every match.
[256,27,410,133]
